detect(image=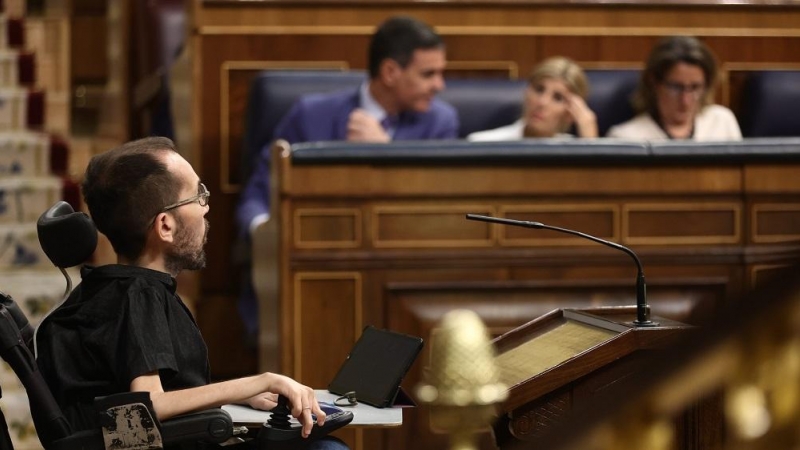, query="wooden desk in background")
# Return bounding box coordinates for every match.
[255,138,800,450]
